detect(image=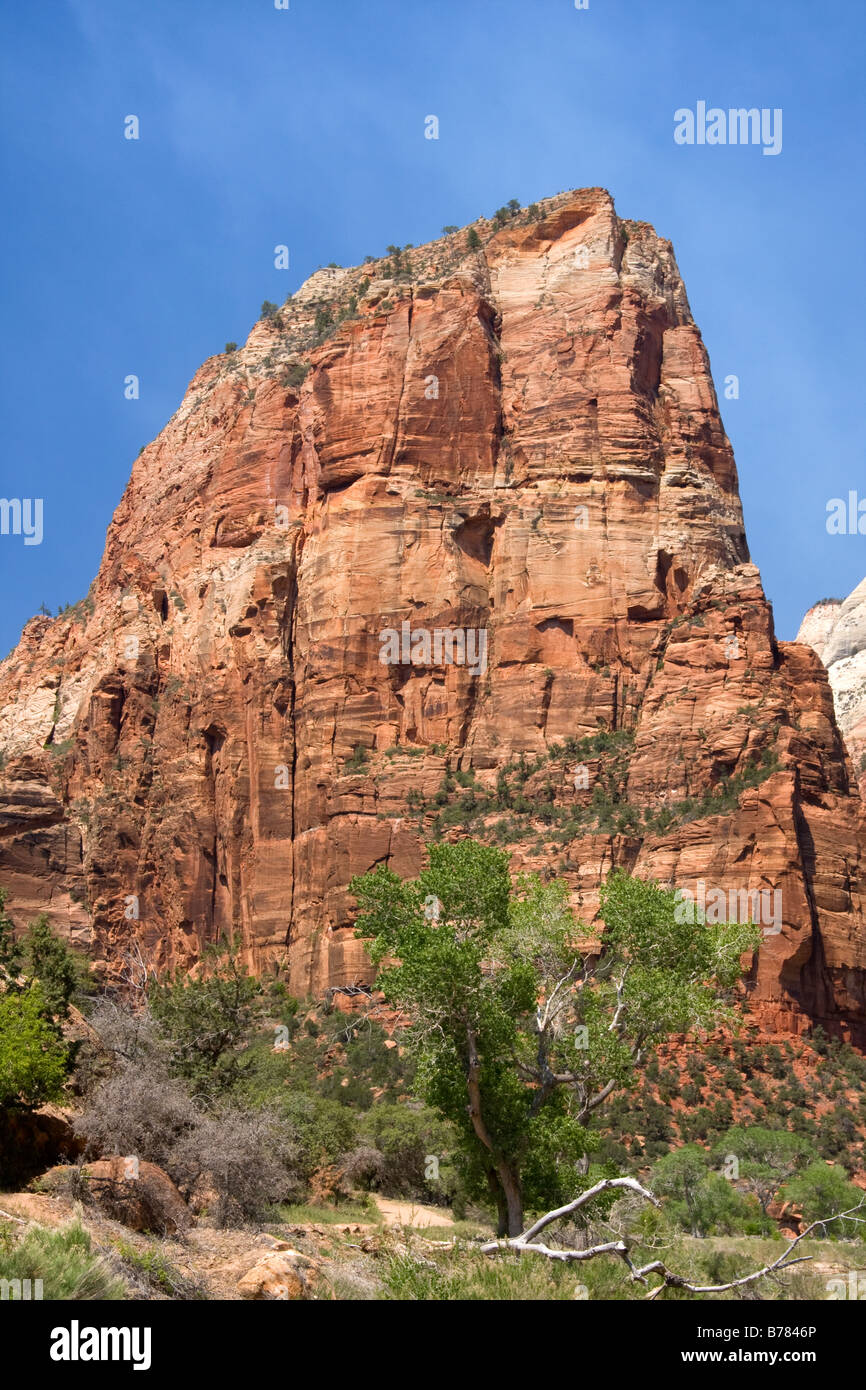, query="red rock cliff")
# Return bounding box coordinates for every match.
[0,189,863,1039]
